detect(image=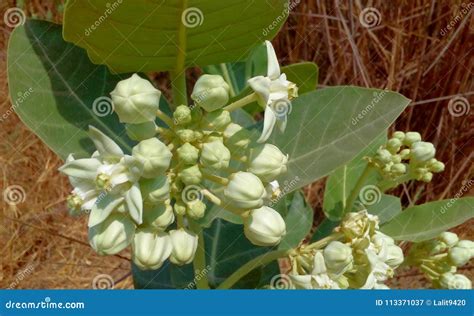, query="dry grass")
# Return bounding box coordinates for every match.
[0,0,472,289]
